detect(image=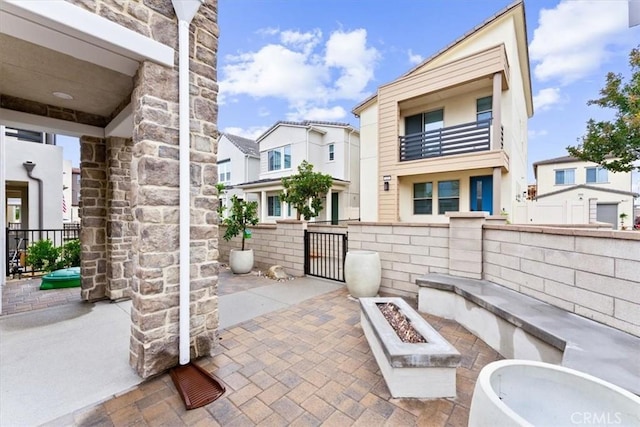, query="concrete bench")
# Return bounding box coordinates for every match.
[417,273,640,396]
[359,297,461,398]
